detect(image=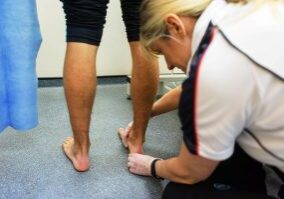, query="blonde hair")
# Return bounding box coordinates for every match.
[140,0,283,53]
